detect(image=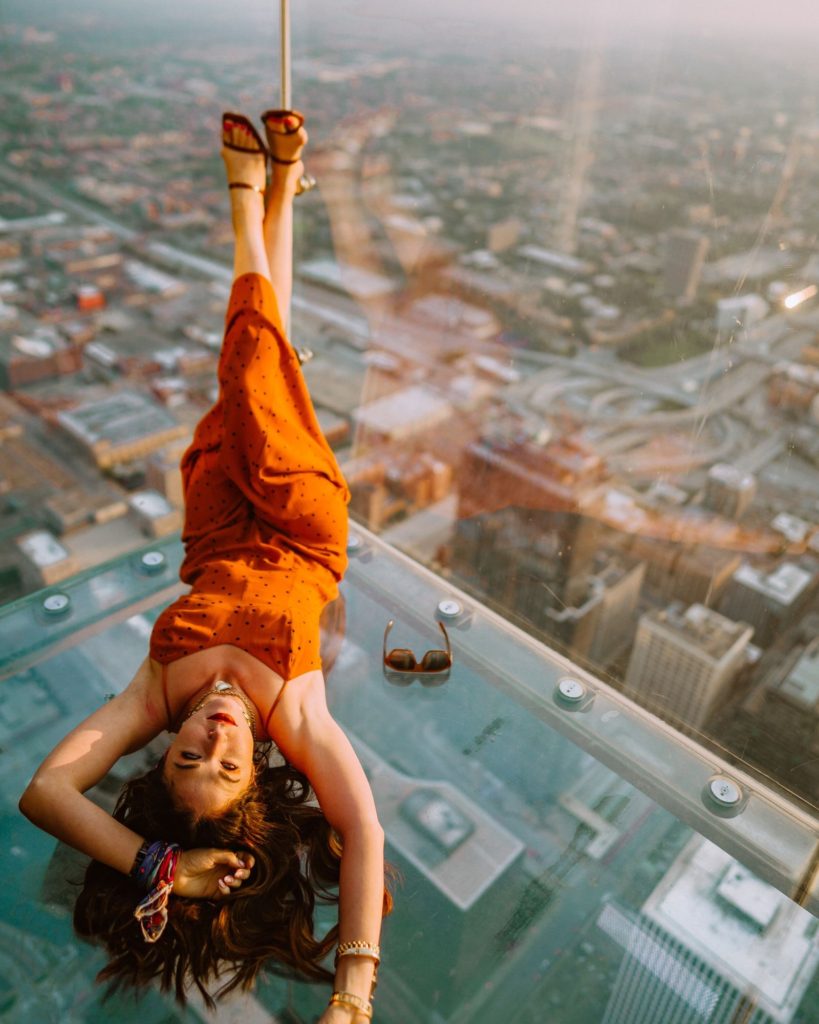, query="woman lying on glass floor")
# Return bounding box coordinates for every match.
[19,111,389,1023]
